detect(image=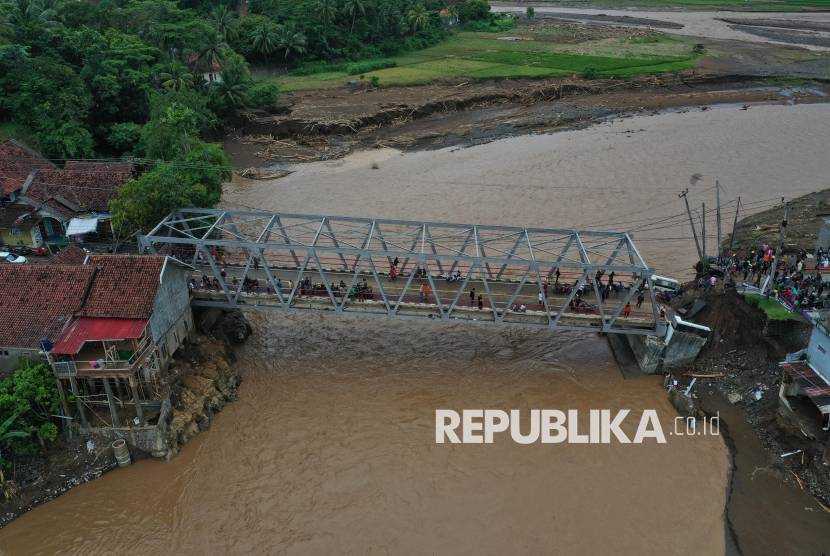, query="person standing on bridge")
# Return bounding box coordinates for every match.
[220,268,227,281]
[470,288,476,304]
[608,271,615,286]
[419,284,426,301]
[555,268,560,283]
[424,284,431,300]
[253,255,260,270]
[636,290,645,308]
[543,278,549,297]
[624,302,631,317]
[478,295,483,310]
[538,292,544,307]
